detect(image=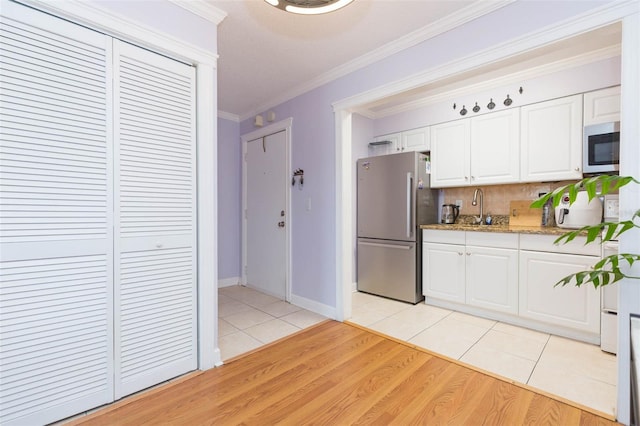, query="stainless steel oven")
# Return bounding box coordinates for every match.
[583,122,620,174]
